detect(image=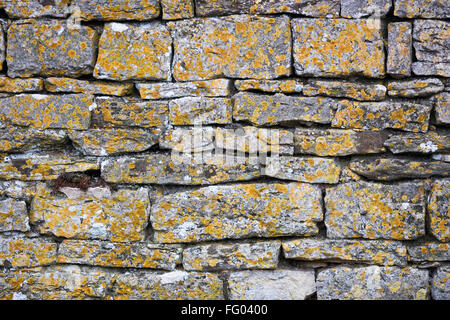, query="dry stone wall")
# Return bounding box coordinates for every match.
[0,0,449,300]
